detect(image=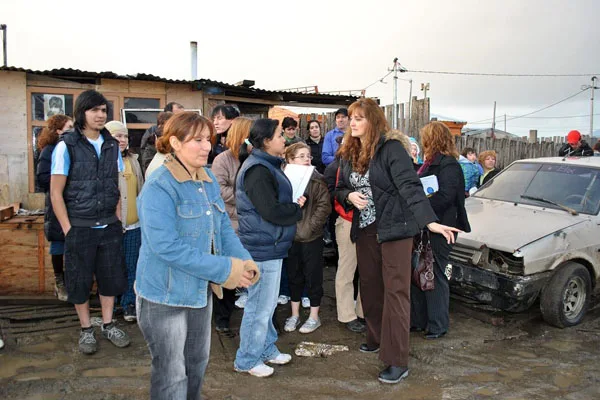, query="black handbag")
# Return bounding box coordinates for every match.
[412,230,435,291]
